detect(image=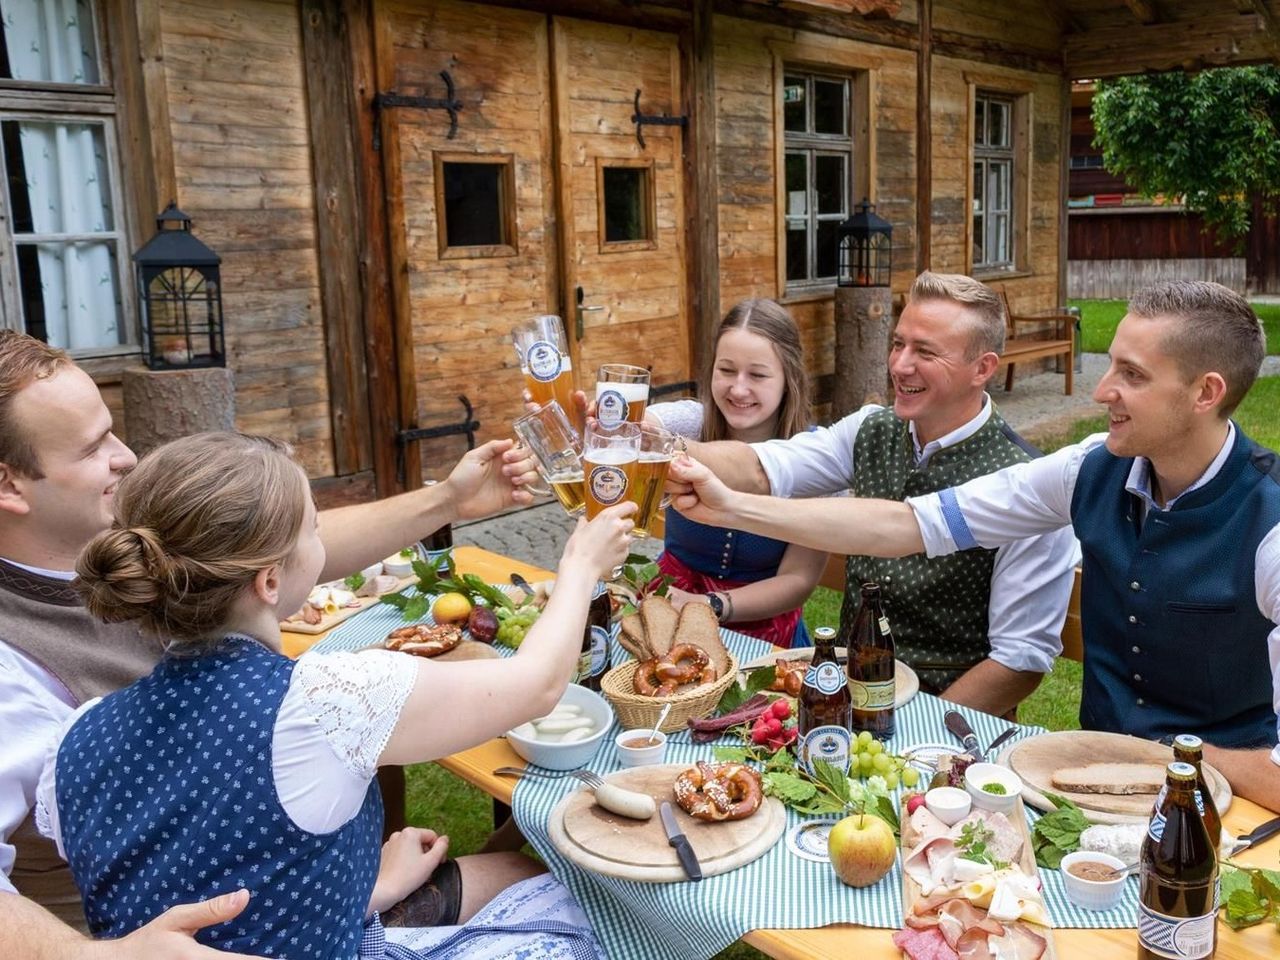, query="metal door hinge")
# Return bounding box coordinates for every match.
[373,70,462,149]
[631,88,687,149]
